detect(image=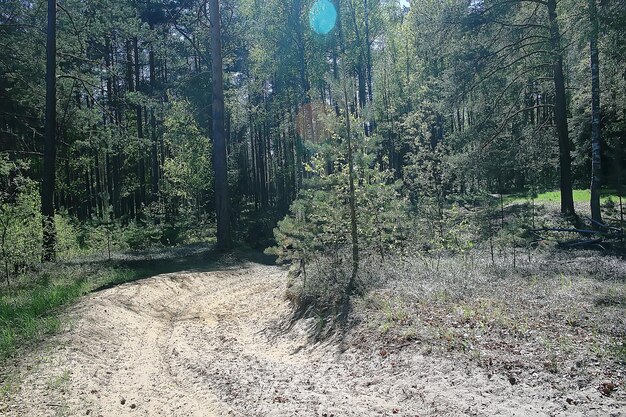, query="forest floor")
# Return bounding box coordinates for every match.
[0,250,625,416]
